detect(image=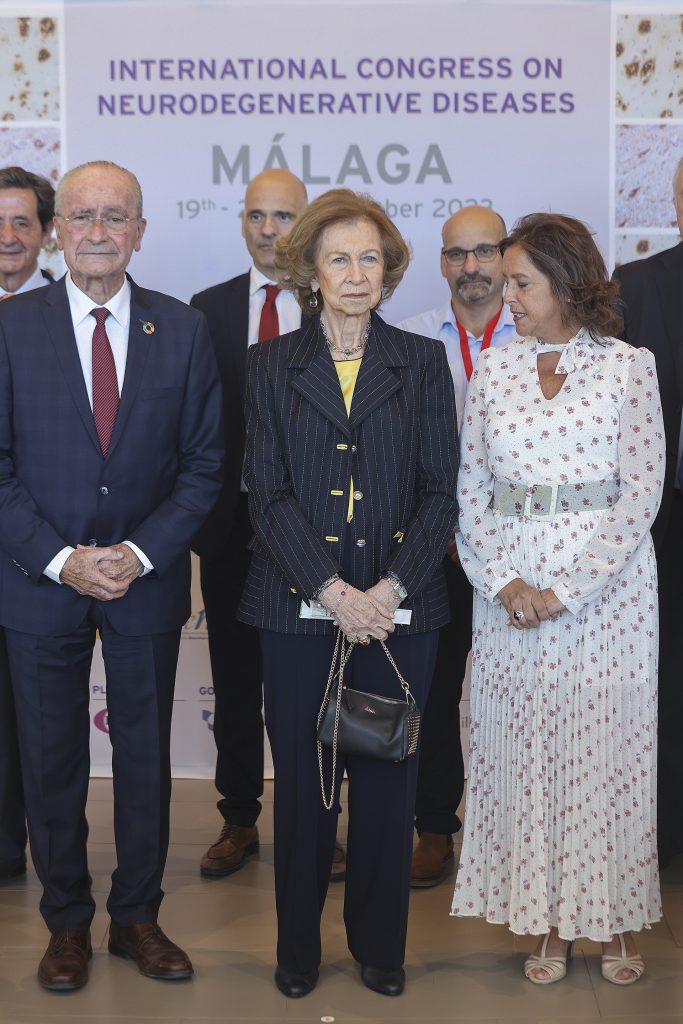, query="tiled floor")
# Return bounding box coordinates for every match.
[1,778,682,1023]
